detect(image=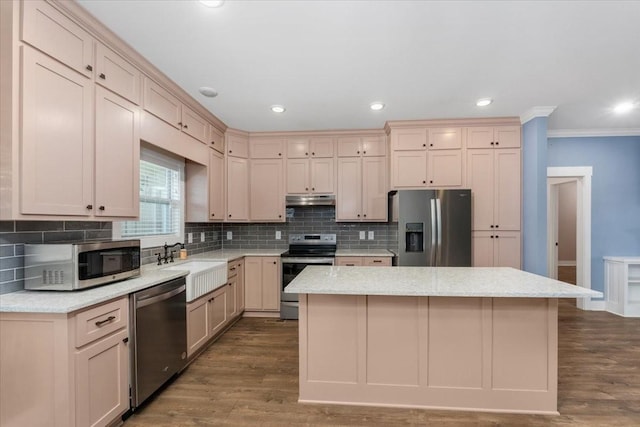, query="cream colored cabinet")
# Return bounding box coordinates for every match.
[0,297,130,427]
[337,135,386,157]
[225,276,238,319]
[250,159,284,221]
[466,148,521,231]
[209,150,225,221]
[335,256,364,266]
[181,105,209,143]
[336,256,392,266]
[21,0,95,78]
[209,124,225,154]
[287,137,334,158]
[227,157,249,221]
[244,257,281,312]
[208,286,228,338]
[426,150,463,187]
[472,231,521,268]
[467,126,521,149]
[95,43,141,104]
[337,156,387,222]
[391,128,428,151]
[286,137,335,194]
[229,258,245,314]
[227,133,250,158]
[391,150,428,187]
[250,137,285,159]
[604,257,640,317]
[186,296,209,357]
[94,86,140,217]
